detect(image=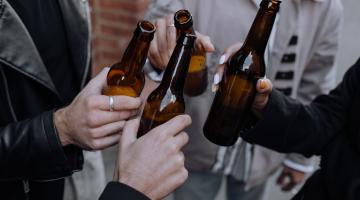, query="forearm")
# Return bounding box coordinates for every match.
[0,110,82,180]
[241,89,346,156]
